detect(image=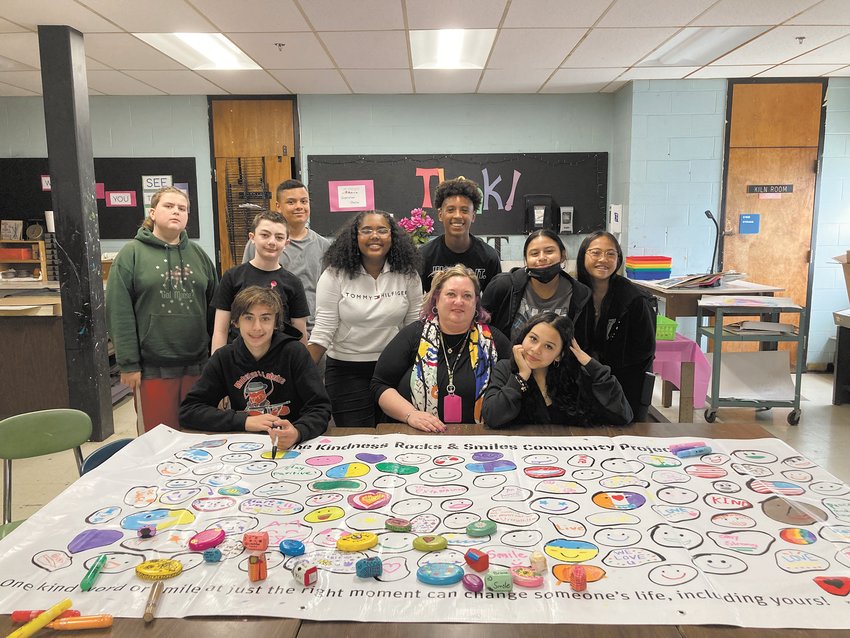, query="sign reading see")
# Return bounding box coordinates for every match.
[747,184,793,194]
